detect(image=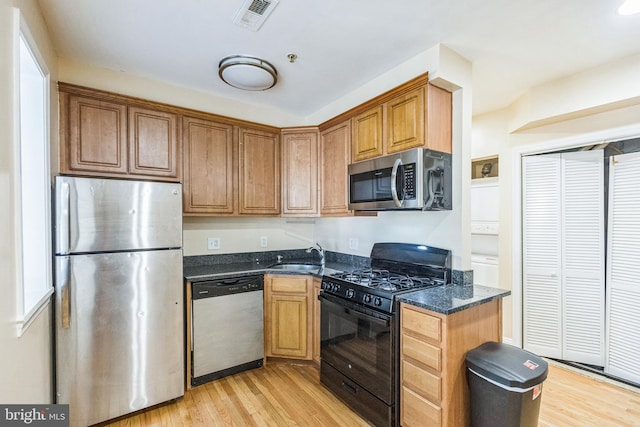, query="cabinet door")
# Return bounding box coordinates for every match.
[425,84,452,154]
[386,87,425,154]
[182,117,235,214]
[320,120,352,216]
[282,130,318,216]
[128,106,180,179]
[270,294,309,358]
[238,128,280,215]
[66,95,128,174]
[351,105,383,162]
